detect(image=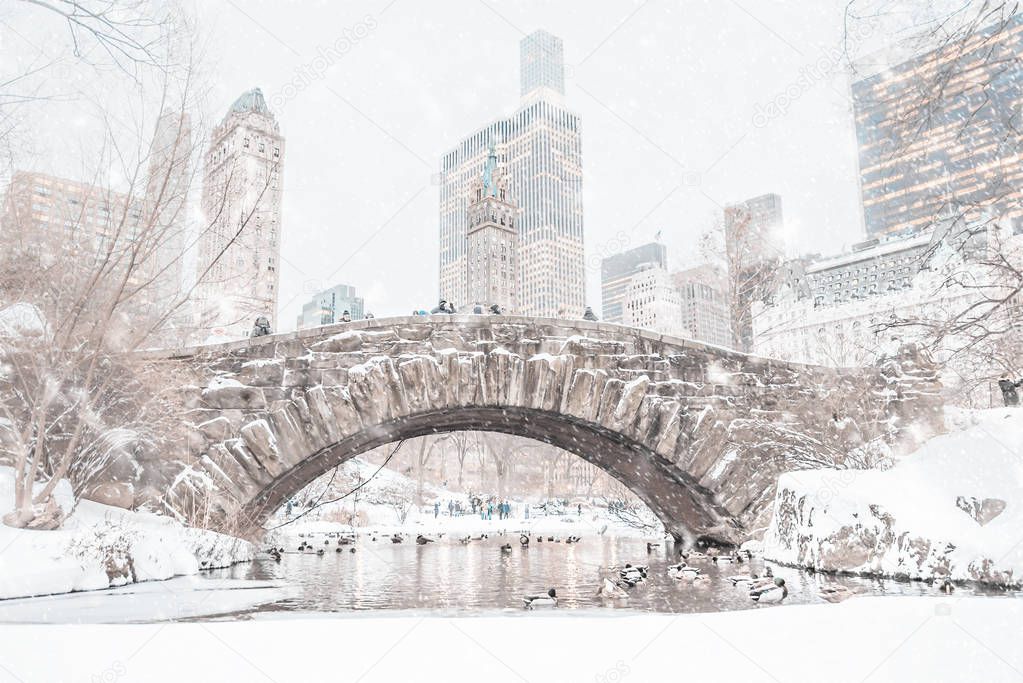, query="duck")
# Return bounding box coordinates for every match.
[349,547,356,553]
[391,534,403,544]
[501,543,513,553]
[728,574,757,588]
[670,565,701,581]
[459,536,471,545]
[547,536,554,542]
[939,579,955,594]
[597,578,629,599]
[567,536,581,543]
[335,547,344,554]
[520,534,530,546]
[817,583,855,603]
[536,536,543,543]
[751,577,788,604]
[711,554,735,565]
[269,549,282,563]
[316,548,325,556]
[523,588,558,608]
[416,534,435,545]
